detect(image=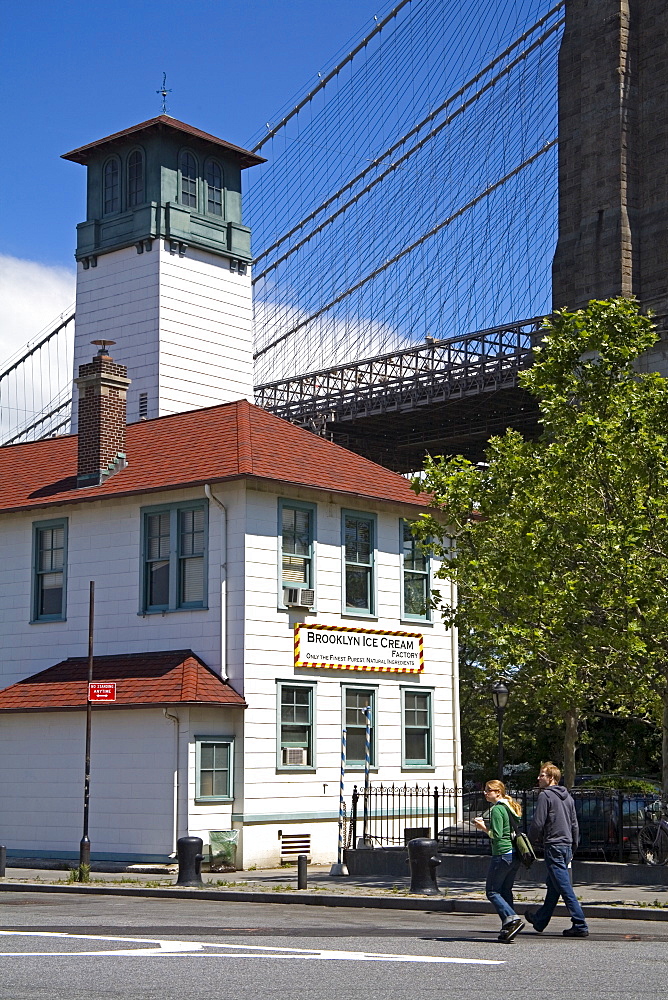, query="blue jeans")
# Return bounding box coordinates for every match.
[486,851,521,925]
[531,844,588,931]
